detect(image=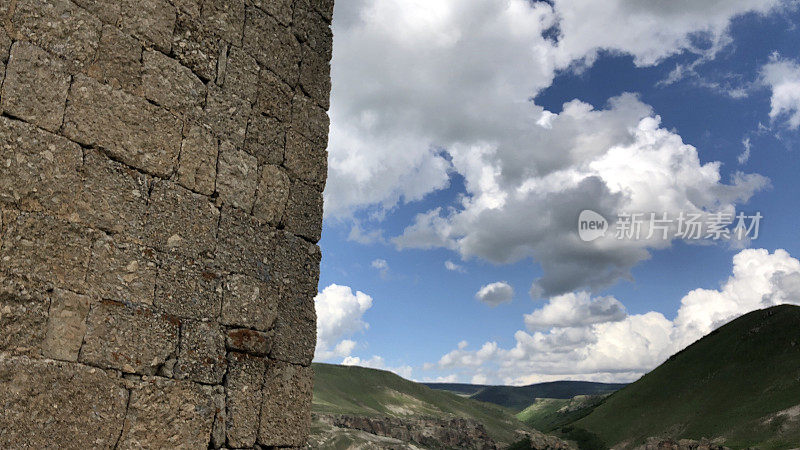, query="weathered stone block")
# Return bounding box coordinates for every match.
[0,274,49,357]
[177,123,218,196]
[253,164,290,226]
[221,273,278,331]
[258,362,314,447]
[226,328,272,356]
[1,41,71,132]
[269,232,320,365]
[11,0,102,67]
[0,29,12,63]
[284,180,324,243]
[0,116,82,217]
[203,0,245,44]
[0,213,92,292]
[77,149,151,236]
[143,49,206,114]
[175,320,226,384]
[306,0,334,23]
[118,0,177,53]
[86,25,143,94]
[226,352,266,448]
[294,1,333,59]
[250,0,293,26]
[70,0,120,23]
[0,357,128,448]
[270,292,317,366]
[86,233,159,305]
[154,257,221,320]
[243,6,300,85]
[217,141,259,211]
[285,130,328,186]
[218,45,260,102]
[205,85,251,148]
[254,65,294,122]
[172,12,221,82]
[144,181,220,258]
[272,231,322,298]
[291,92,330,146]
[42,288,91,361]
[63,75,183,178]
[118,377,216,449]
[79,301,179,374]
[299,43,332,110]
[245,113,287,165]
[216,207,274,278]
